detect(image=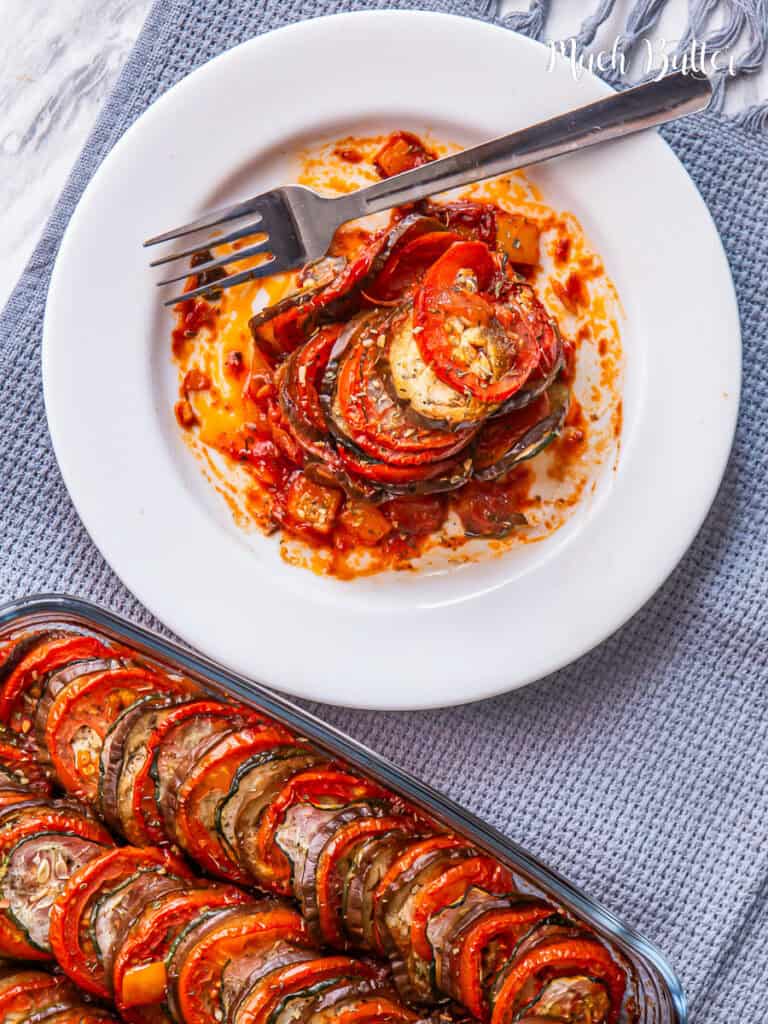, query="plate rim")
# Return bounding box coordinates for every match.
[42,9,741,709]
